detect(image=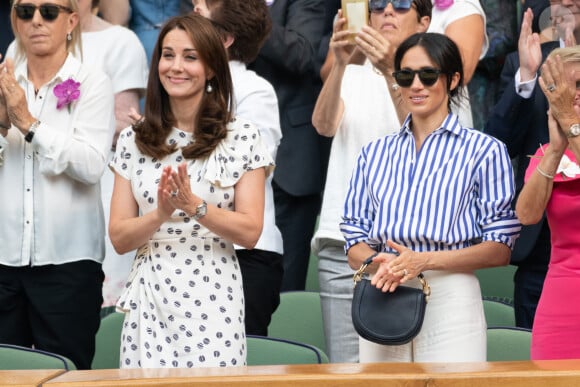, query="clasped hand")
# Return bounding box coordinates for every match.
[0,57,33,132]
[157,163,201,220]
[370,240,425,293]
